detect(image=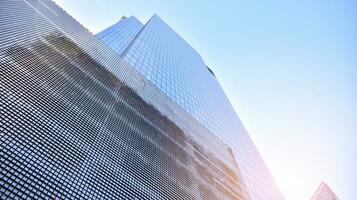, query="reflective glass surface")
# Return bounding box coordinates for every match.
[0,0,247,199]
[97,16,144,56]
[98,14,285,200]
